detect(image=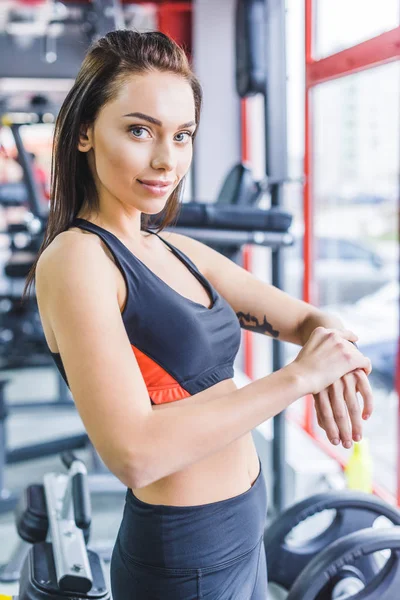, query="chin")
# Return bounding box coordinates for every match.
[138,204,167,217]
